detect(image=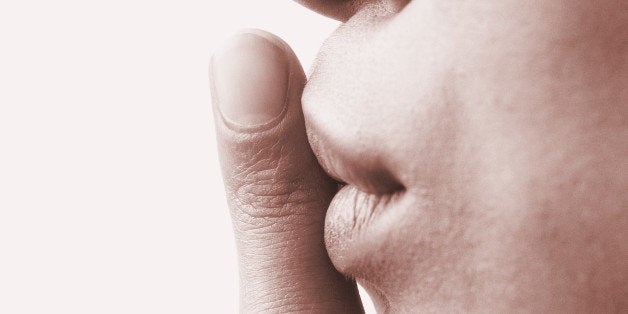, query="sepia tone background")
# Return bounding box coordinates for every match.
[0,0,379,312]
